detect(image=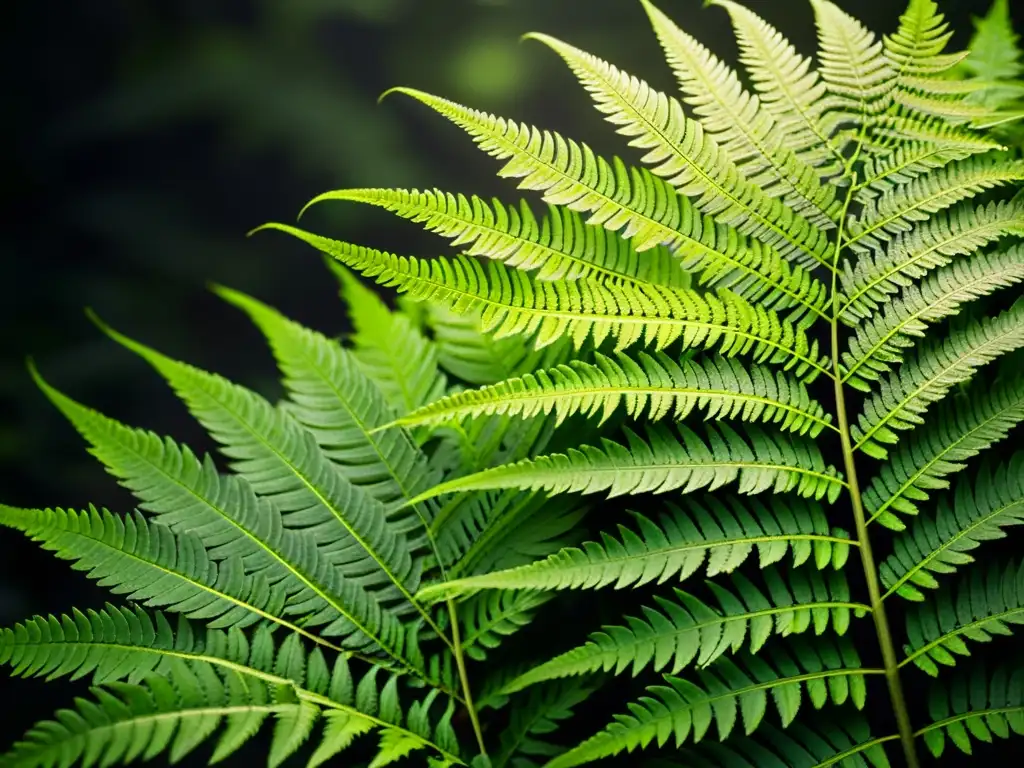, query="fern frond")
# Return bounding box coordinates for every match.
[546,638,875,768]
[493,679,598,768]
[841,245,1024,387]
[917,660,1024,758]
[846,156,1024,253]
[458,589,552,662]
[884,0,966,86]
[409,423,845,509]
[503,567,866,694]
[839,198,1024,322]
[709,0,844,172]
[640,0,840,228]
[902,558,1024,676]
[423,304,561,386]
[418,496,851,600]
[880,454,1024,601]
[851,301,1024,458]
[328,262,447,415]
[663,711,894,768]
[98,320,426,611]
[0,653,462,768]
[390,352,834,437]
[0,505,402,655]
[261,224,831,379]
[383,90,833,317]
[216,287,439,522]
[525,33,831,268]
[862,374,1024,529]
[855,122,1005,200]
[811,0,894,124]
[304,188,689,289]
